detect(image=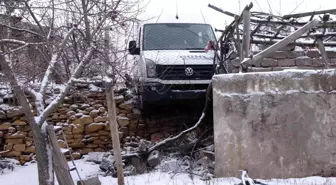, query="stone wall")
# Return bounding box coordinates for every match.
[0,84,181,164]
[212,69,336,179]
[229,50,336,72]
